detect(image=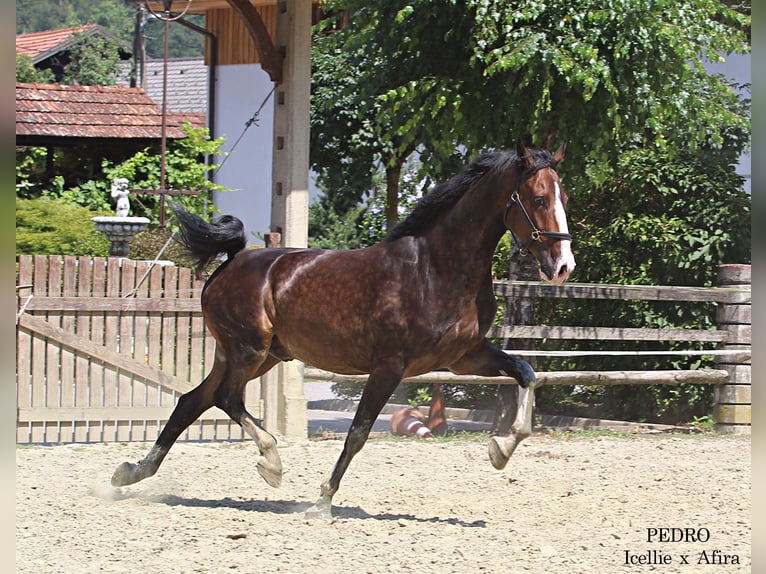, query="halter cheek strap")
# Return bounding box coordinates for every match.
[504,168,572,256]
